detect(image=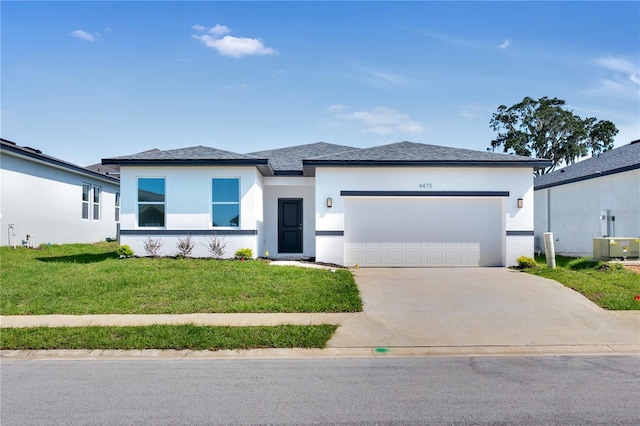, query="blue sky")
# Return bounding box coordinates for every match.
[2,1,639,166]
